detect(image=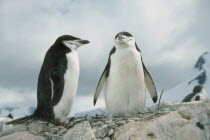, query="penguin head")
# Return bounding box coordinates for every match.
[115,32,136,48]
[7,113,13,119]
[55,35,89,50]
[193,85,204,93]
